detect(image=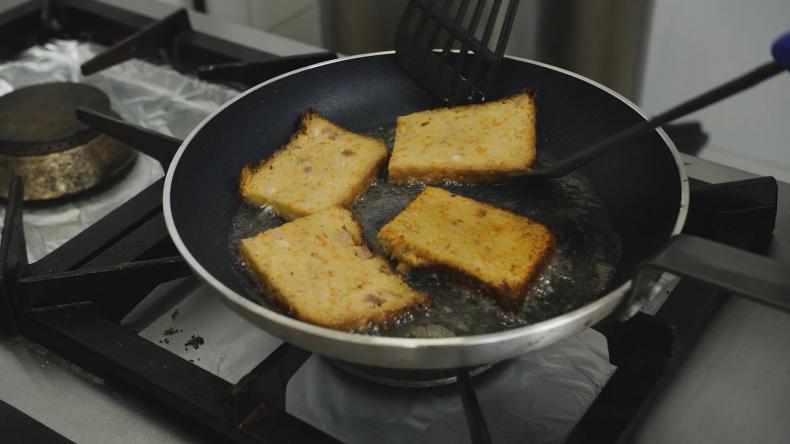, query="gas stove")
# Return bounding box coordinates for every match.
[0,1,788,444]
